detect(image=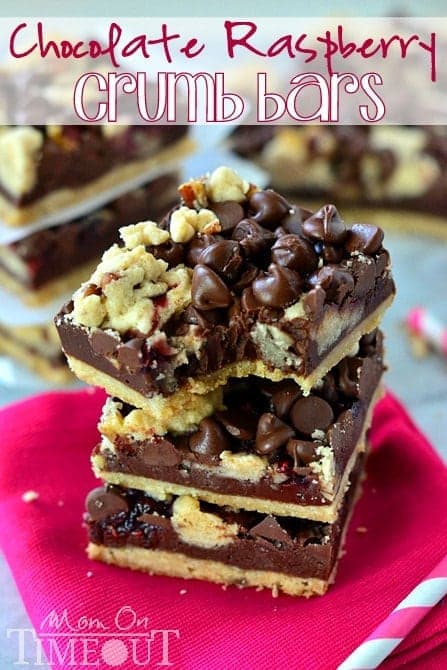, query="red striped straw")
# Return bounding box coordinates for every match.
[338,553,447,669]
[406,307,447,356]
